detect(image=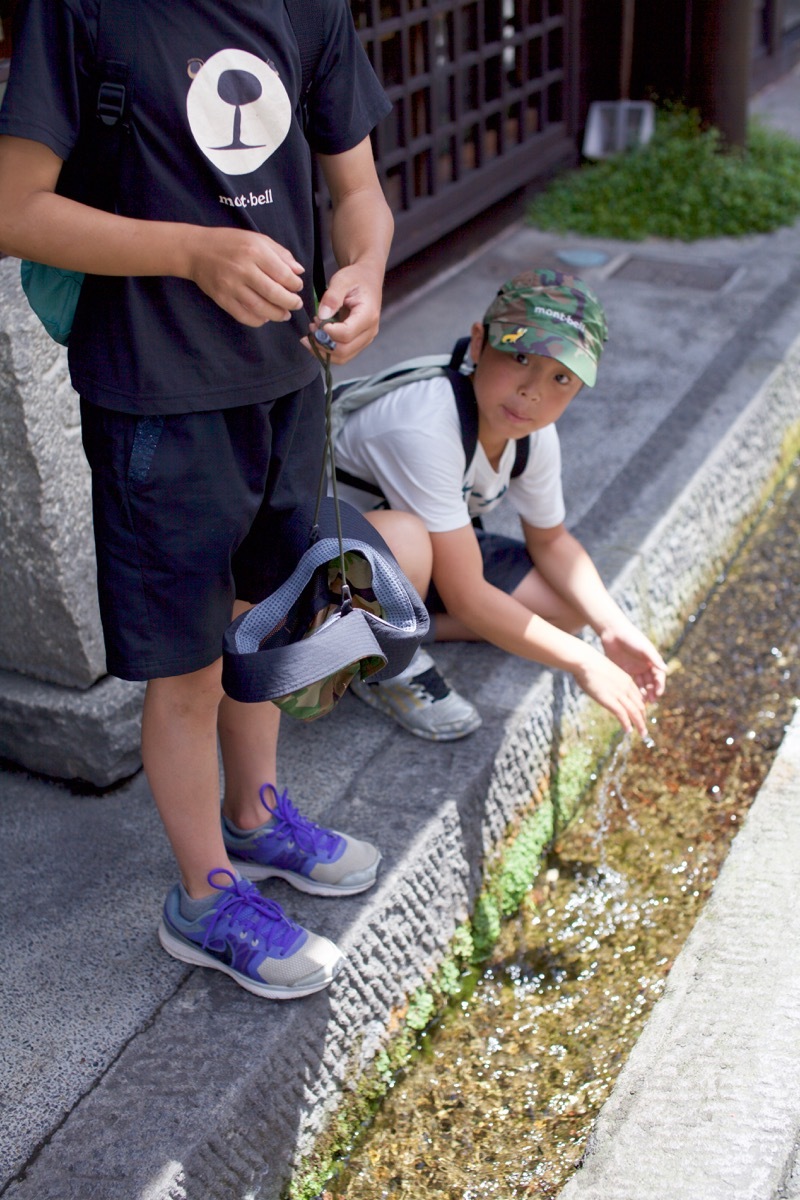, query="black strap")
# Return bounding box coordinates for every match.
[448,336,471,373]
[335,467,387,501]
[447,367,480,465]
[309,323,354,608]
[284,0,329,300]
[57,0,133,212]
[284,0,327,101]
[511,434,530,479]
